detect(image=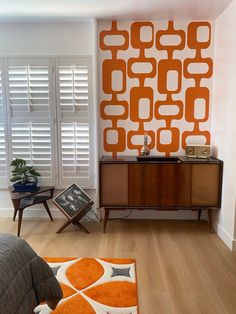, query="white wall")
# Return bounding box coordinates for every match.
[0,21,99,218]
[212,0,236,250]
[0,21,96,55]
